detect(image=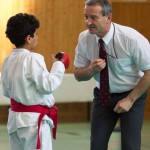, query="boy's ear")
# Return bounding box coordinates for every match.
[25,35,31,44]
